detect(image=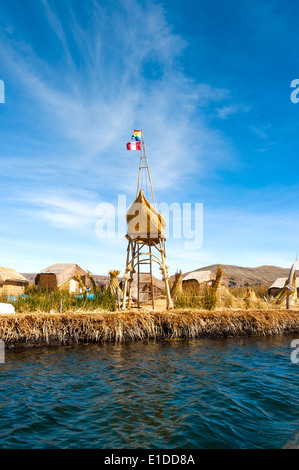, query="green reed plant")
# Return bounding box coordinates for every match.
[1,283,117,313]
